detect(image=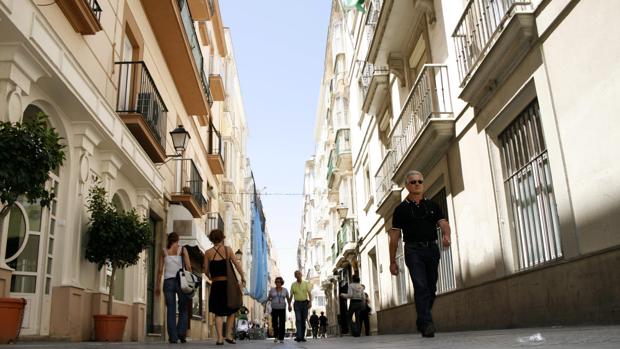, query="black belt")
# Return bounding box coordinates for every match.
[406,240,437,247]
